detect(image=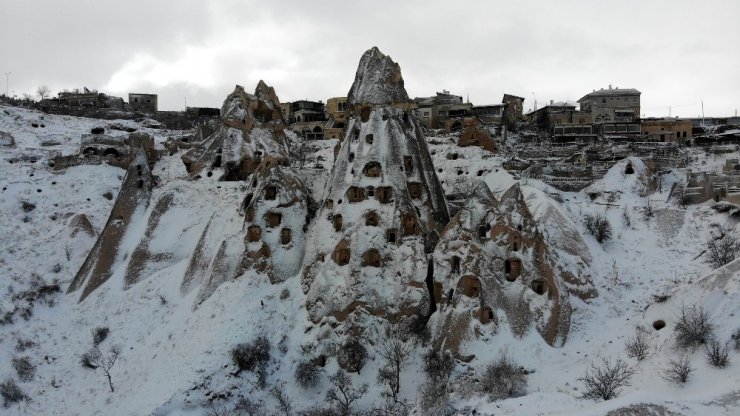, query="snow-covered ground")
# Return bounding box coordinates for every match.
[1,105,738,415]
